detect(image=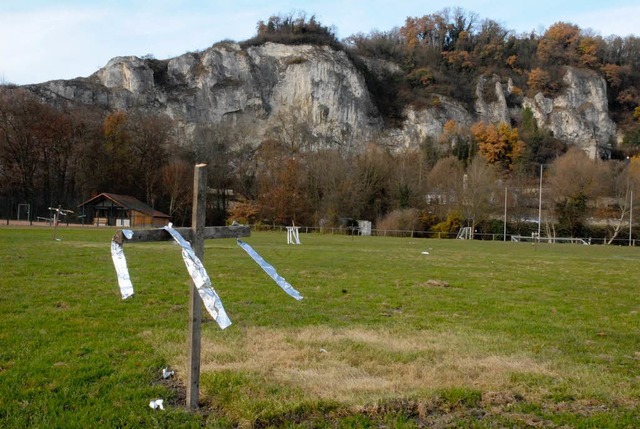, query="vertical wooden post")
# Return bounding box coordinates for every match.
[187,163,207,409]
